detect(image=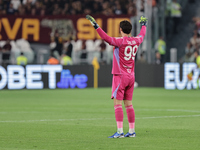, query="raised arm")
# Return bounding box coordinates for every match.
[136,16,148,44]
[86,15,147,46]
[86,15,122,47]
[96,28,123,47]
[136,26,147,44]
